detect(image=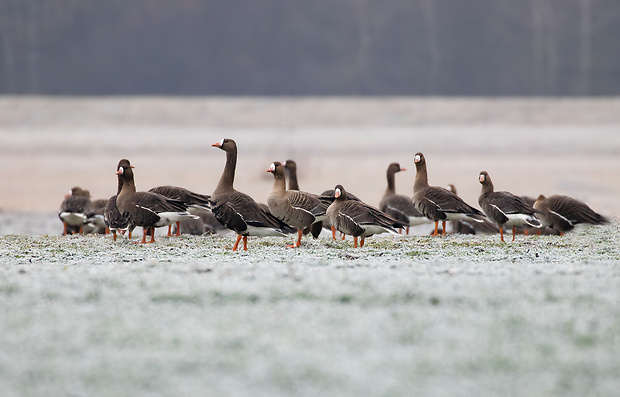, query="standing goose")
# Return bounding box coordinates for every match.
[104,170,131,241]
[148,185,211,236]
[115,159,197,244]
[478,171,542,242]
[210,139,295,251]
[533,194,608,235]
[413,152,484,236]
[379,162,430,235]
[283,159,323,238]
[267,161,328,247]
[58,187,94,235]
[326,184,406,248]
[318,188,362,240]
